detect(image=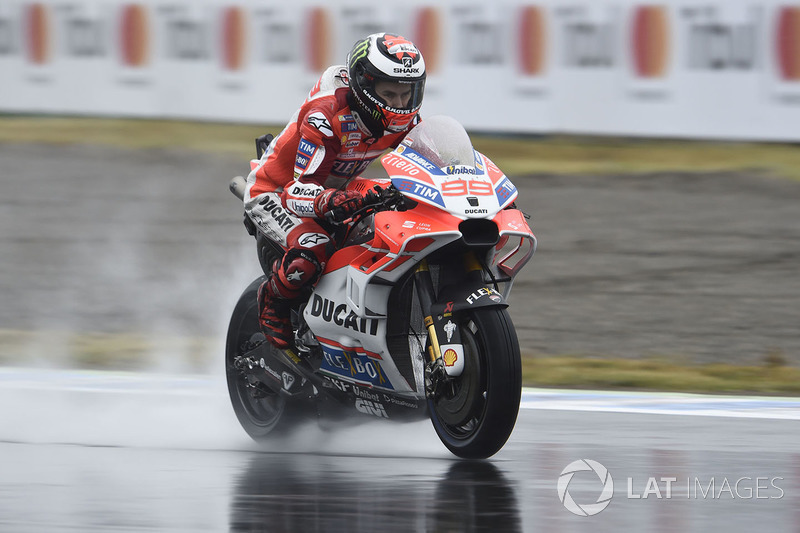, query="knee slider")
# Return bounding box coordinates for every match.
[278,249,322,289]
